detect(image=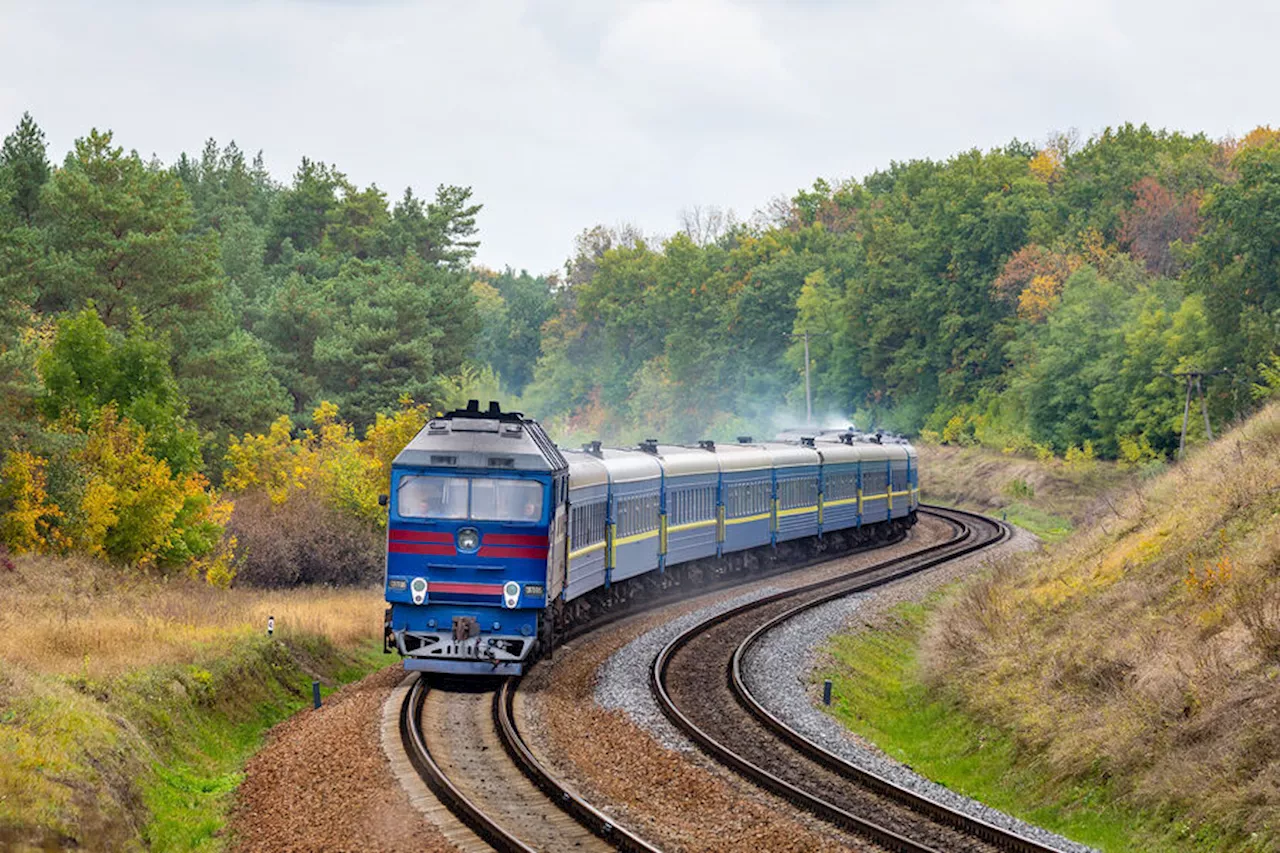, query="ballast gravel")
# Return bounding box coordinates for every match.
[519,519,959,852]
[595,586,783,752]
[521,595,870,852]
[739,525,1098,853]
[229,665,452,853]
